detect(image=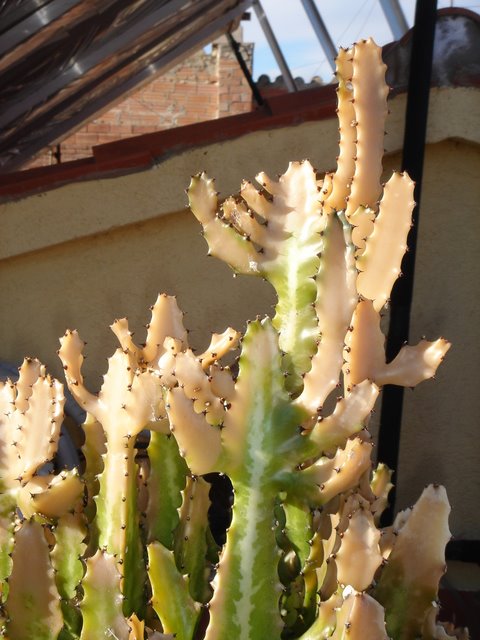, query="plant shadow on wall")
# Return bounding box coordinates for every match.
[0,40,470,640]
